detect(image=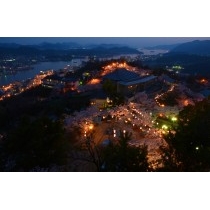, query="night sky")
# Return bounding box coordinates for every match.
[0,37,210,48]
